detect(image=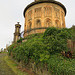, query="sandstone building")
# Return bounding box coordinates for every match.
[23,0,66,37]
